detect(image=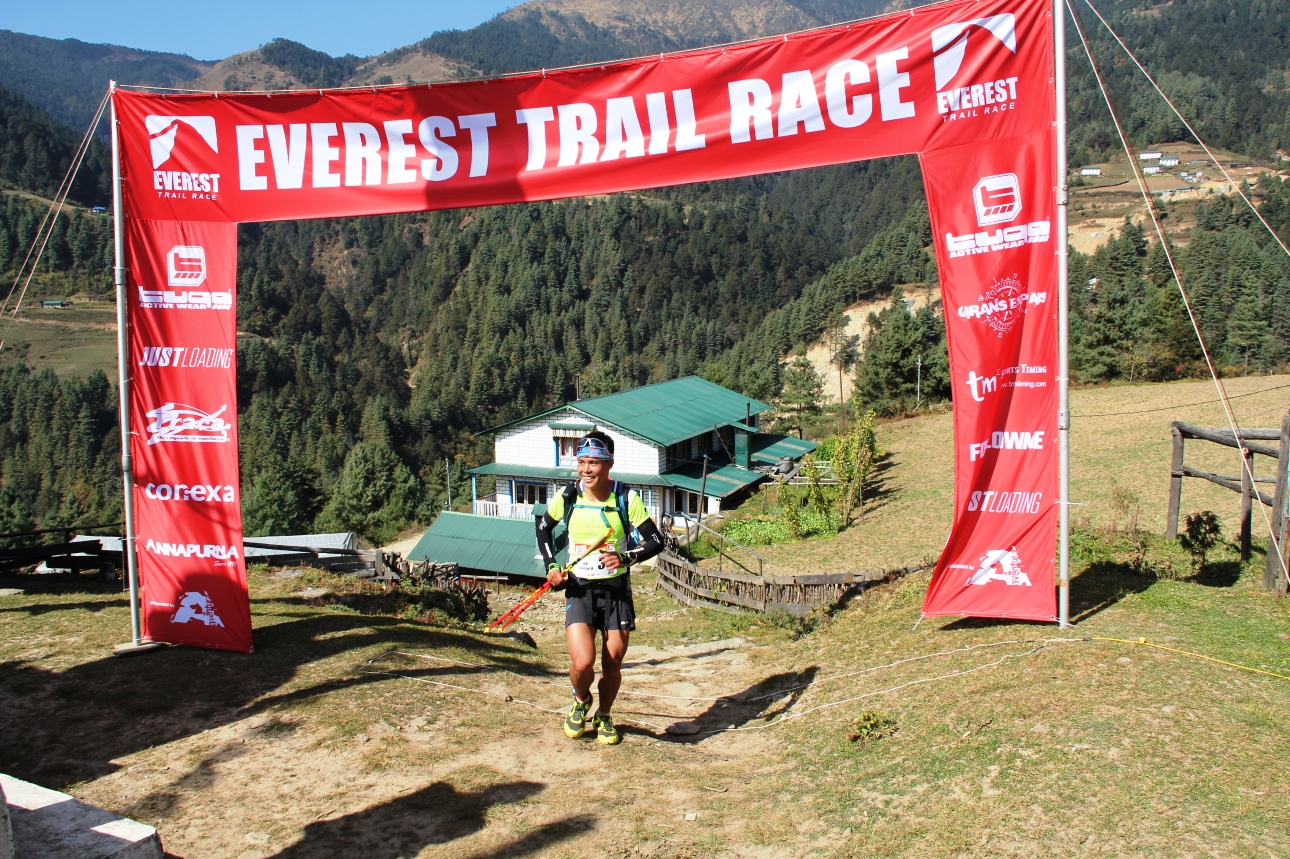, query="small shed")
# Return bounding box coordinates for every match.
[242,532,368,560]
